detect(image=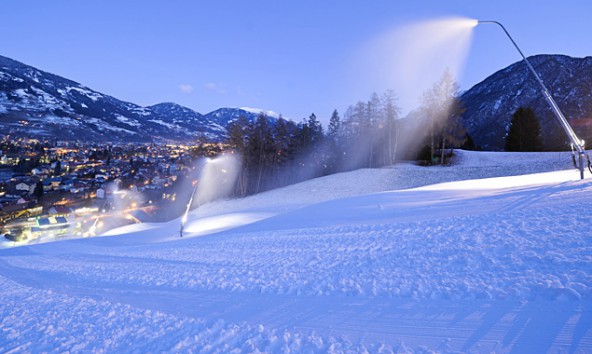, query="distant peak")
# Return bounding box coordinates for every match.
[239,107,279,118]
[0,54,28,68]
[149,102,202,115]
